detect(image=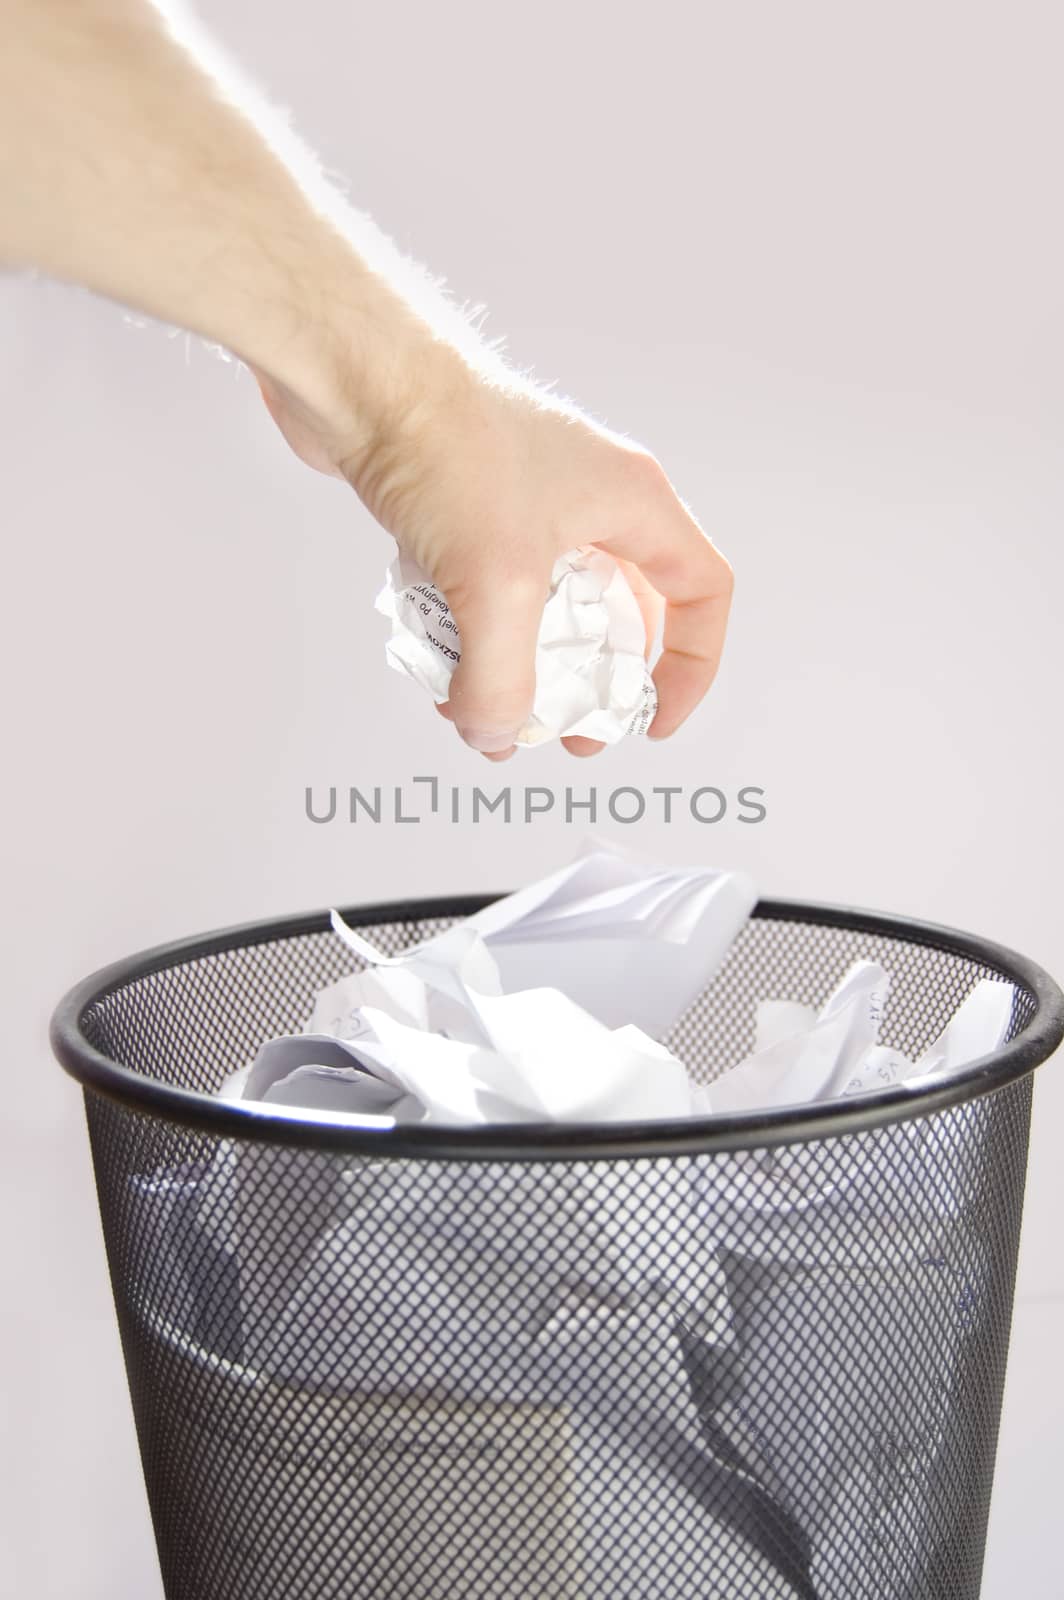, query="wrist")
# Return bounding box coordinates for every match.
[245,225,476,482]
